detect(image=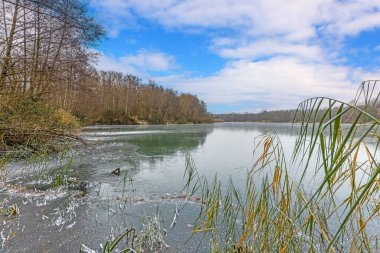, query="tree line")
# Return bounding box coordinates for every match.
[215,103,380,123]
[72,71,212,124]
[0,0,211,125]
[214,110,297,123]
